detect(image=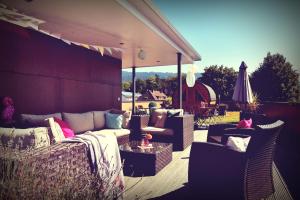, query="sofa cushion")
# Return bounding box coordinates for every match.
[105,112,123,129]
[47,117,66,143]
[150,109,168,125]
[226,136,251,152]
[0,127,51,150]
[109,109,131,129]
[63,112,94,134]
[54,117,75,138]
[93,129,130,138]
[93,110,109,130]
[154,114,167,128]
[141,126,174,136]
[20,113,62,128]
[167,109,183,117]
[122,111,131,129]
[237,118,252,129]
